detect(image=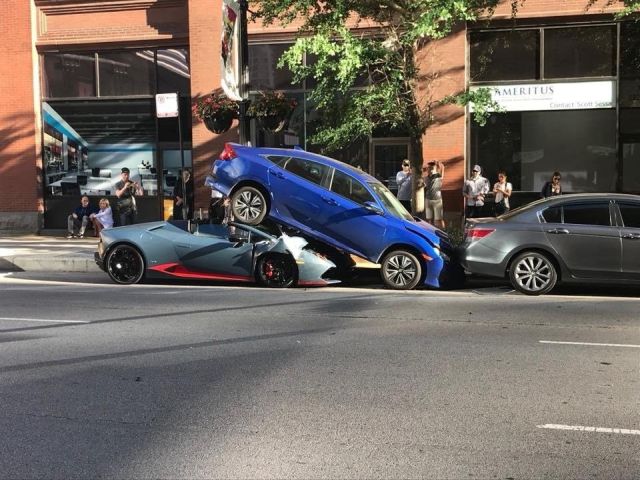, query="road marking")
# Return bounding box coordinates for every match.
[540,340,640,348]
[537,424,640,435]
[0,317,89,324]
